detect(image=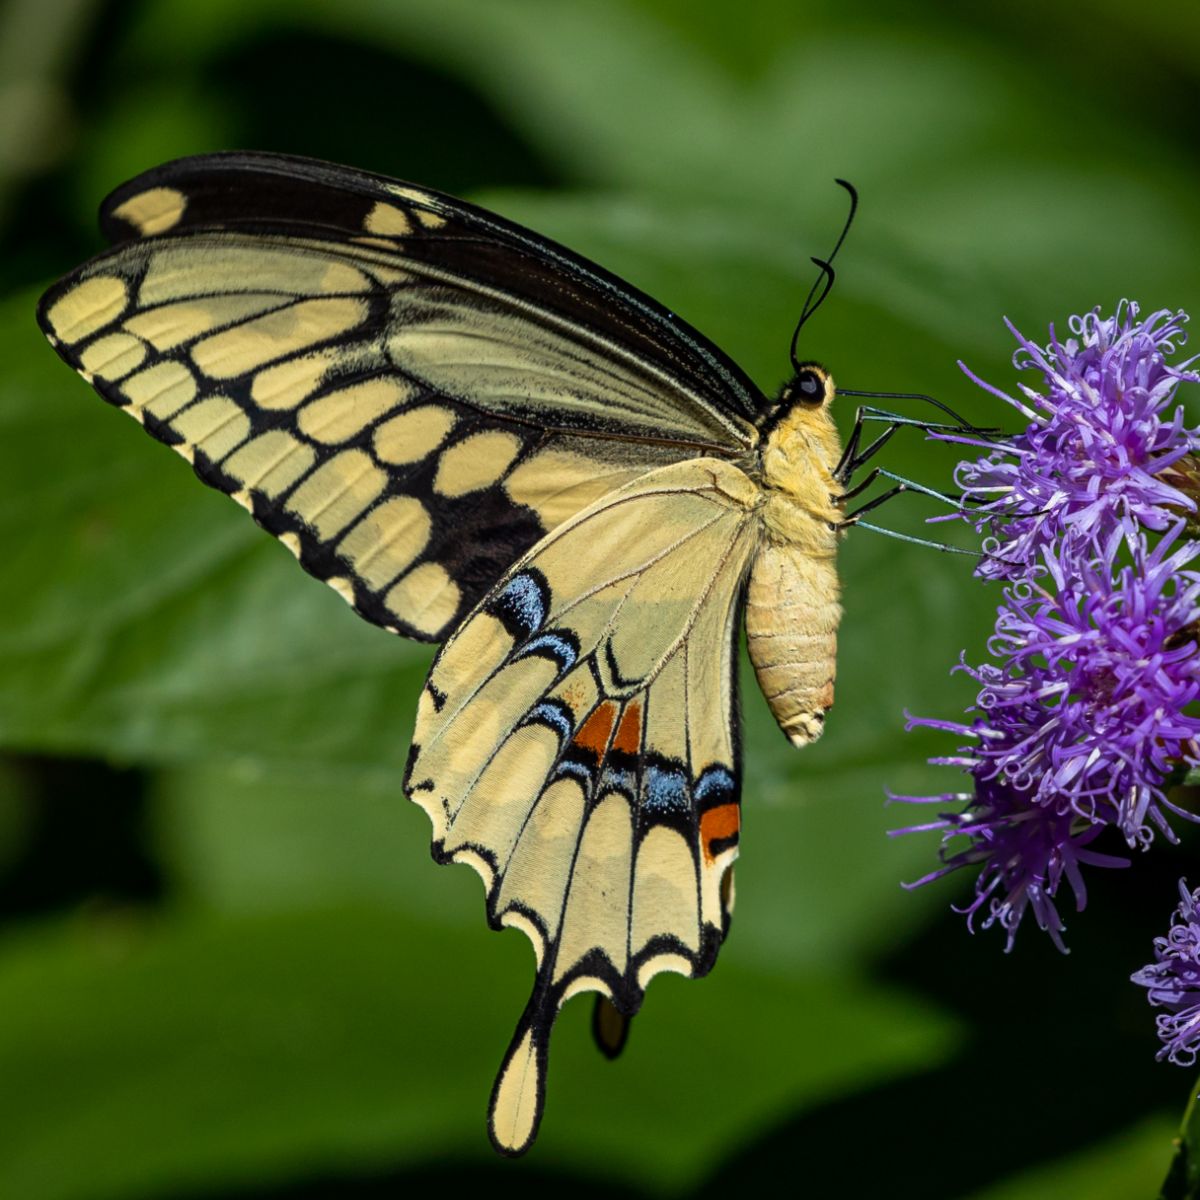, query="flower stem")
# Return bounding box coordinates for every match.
[1159,1079,1200,1199]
